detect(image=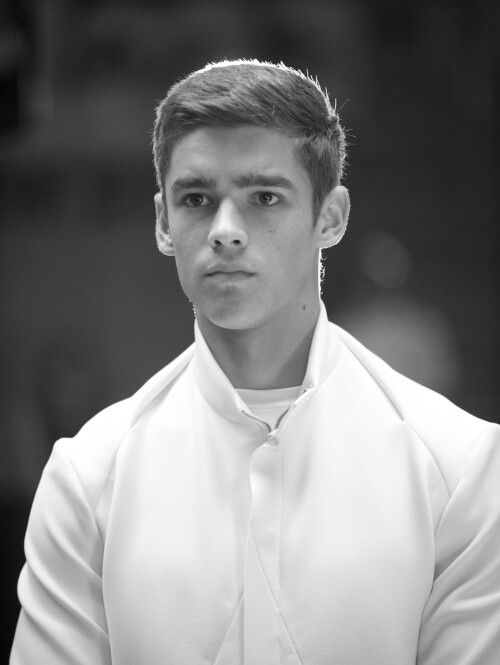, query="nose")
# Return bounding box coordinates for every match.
[207,199,249,250]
